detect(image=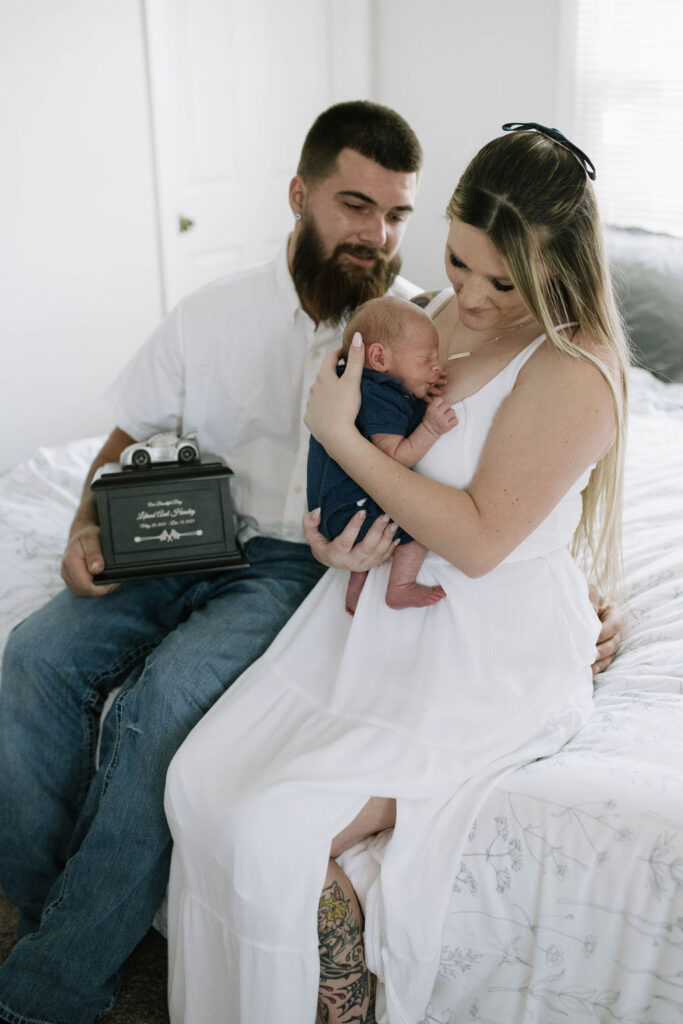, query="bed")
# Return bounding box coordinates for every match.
[1,227,682,1023]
